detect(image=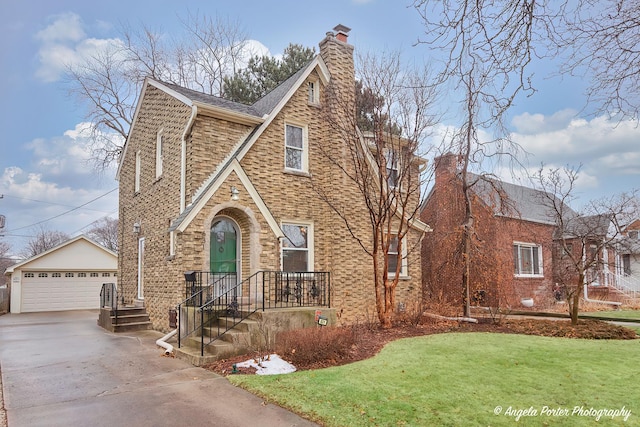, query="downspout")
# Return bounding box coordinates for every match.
[156,329,178,356]
[180,105,198,212]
